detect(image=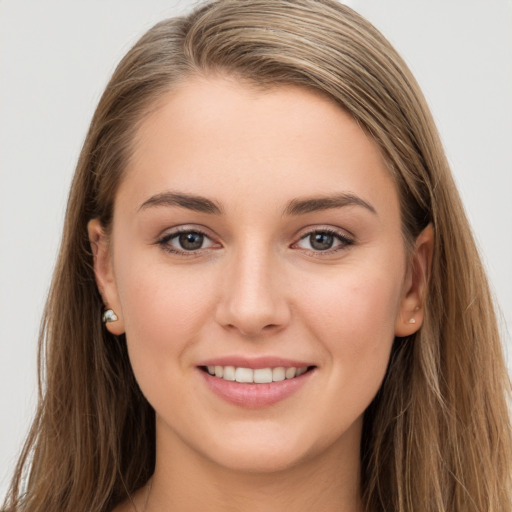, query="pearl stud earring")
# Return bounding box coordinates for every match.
[102,309,118,323]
